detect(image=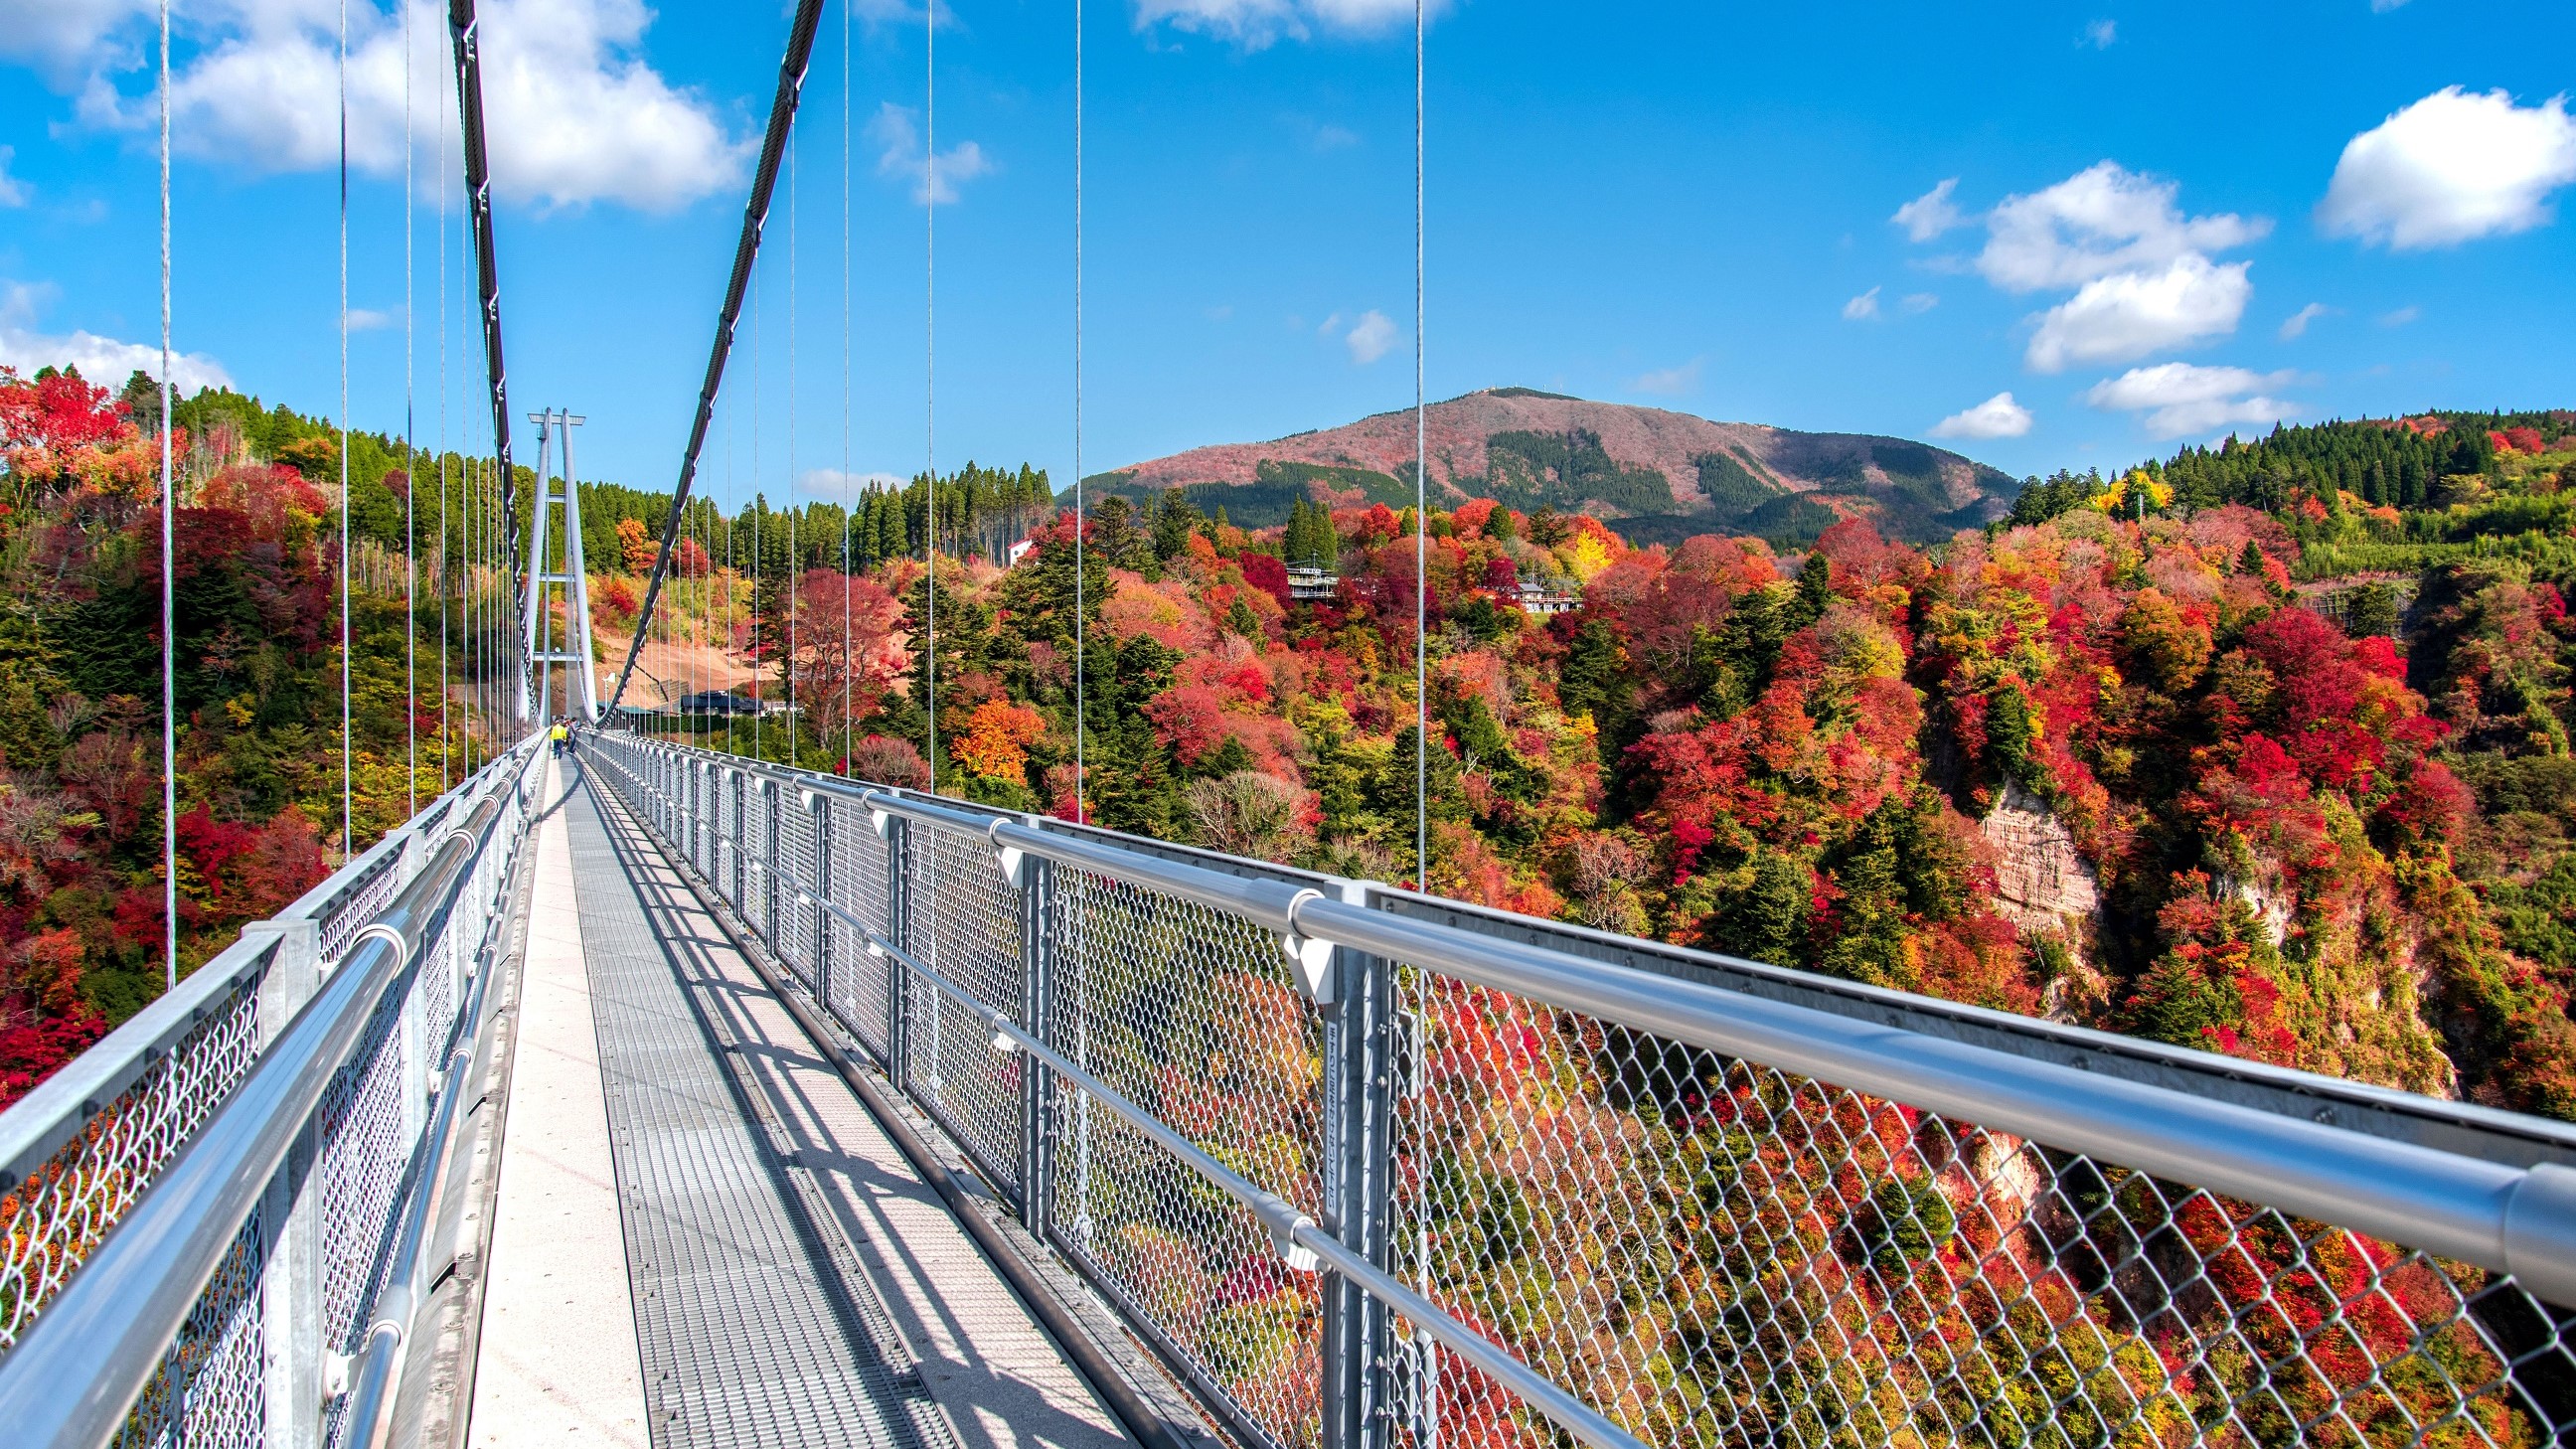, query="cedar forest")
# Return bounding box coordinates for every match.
[10,363,2576,1440]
